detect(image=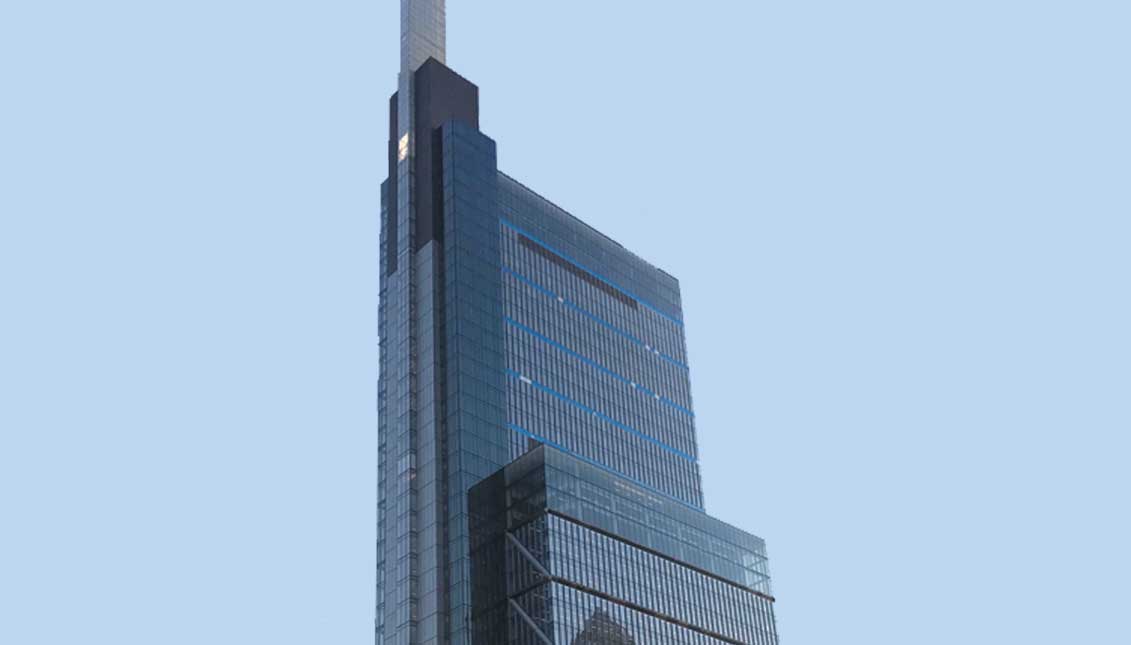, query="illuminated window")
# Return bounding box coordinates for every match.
[398,133,410,161]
